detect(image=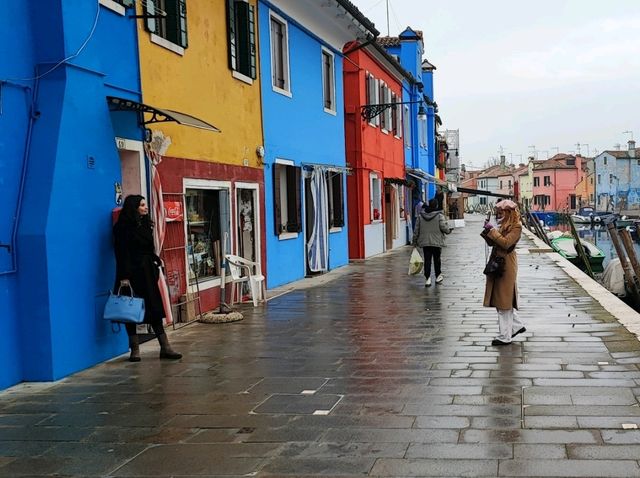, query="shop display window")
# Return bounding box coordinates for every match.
[185,188,230,284]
